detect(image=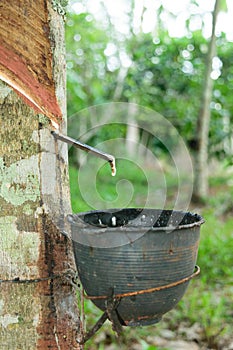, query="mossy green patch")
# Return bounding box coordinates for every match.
[51,0,68,16]
[0,216,40,279]
[0,156,40,206]
[0,89,39,166]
